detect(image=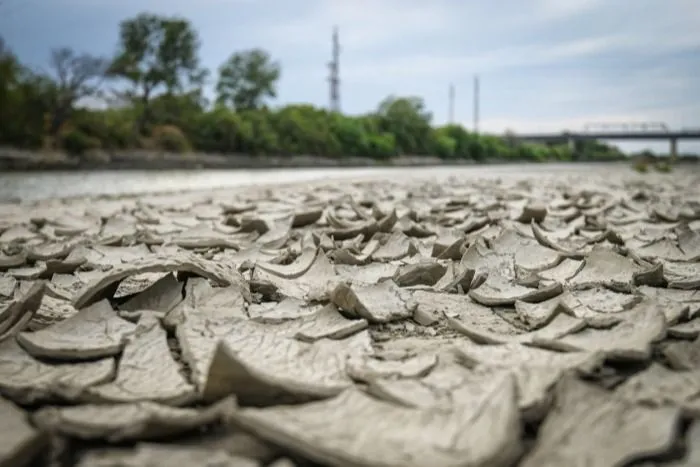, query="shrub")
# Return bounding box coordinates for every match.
[633,159,649,173]
[655,161,672,173]
[60,129,102,155]
[151,125,191,153]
